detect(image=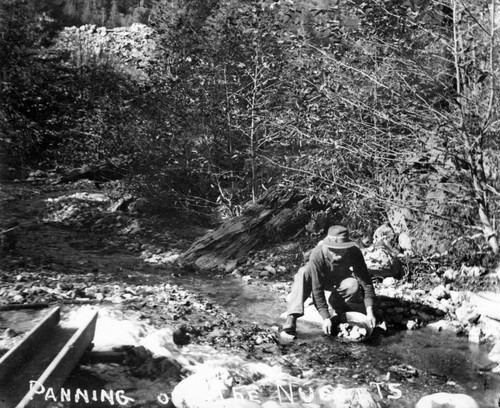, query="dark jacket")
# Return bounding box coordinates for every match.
[308,242,375,320]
